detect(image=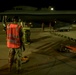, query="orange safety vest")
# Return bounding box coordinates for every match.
[6,23,21,48]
